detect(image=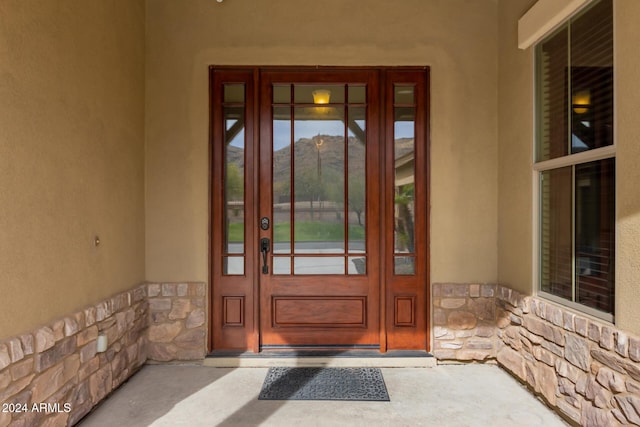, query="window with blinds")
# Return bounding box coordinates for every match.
[535,0,615,319]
